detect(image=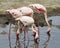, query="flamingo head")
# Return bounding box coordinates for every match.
[28,4,34,8]
[4,9,22,19]
[9,9,22,18]
[4,9,10,14]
